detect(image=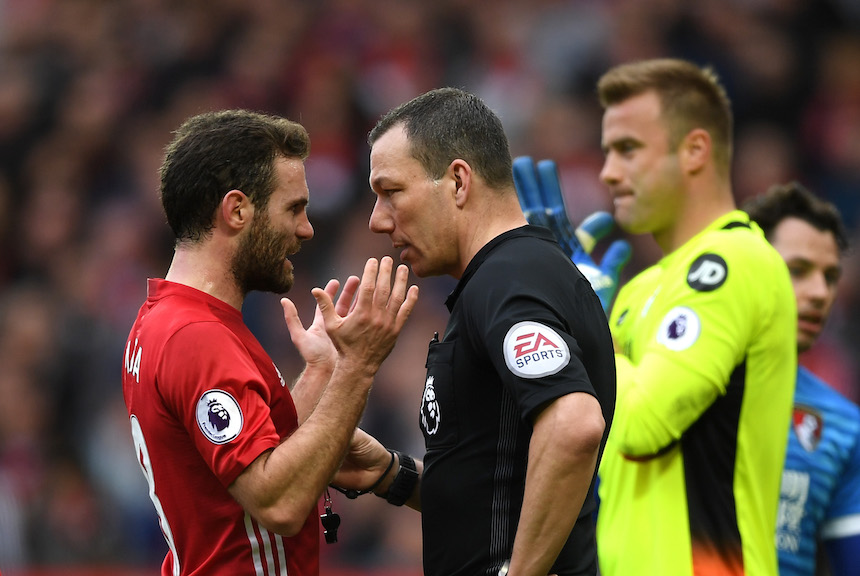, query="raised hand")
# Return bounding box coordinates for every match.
[513,156,631,312]
[512,156,552,230]
[571,211,632,313]
[312,256,419,372]
[281,276,360,370]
